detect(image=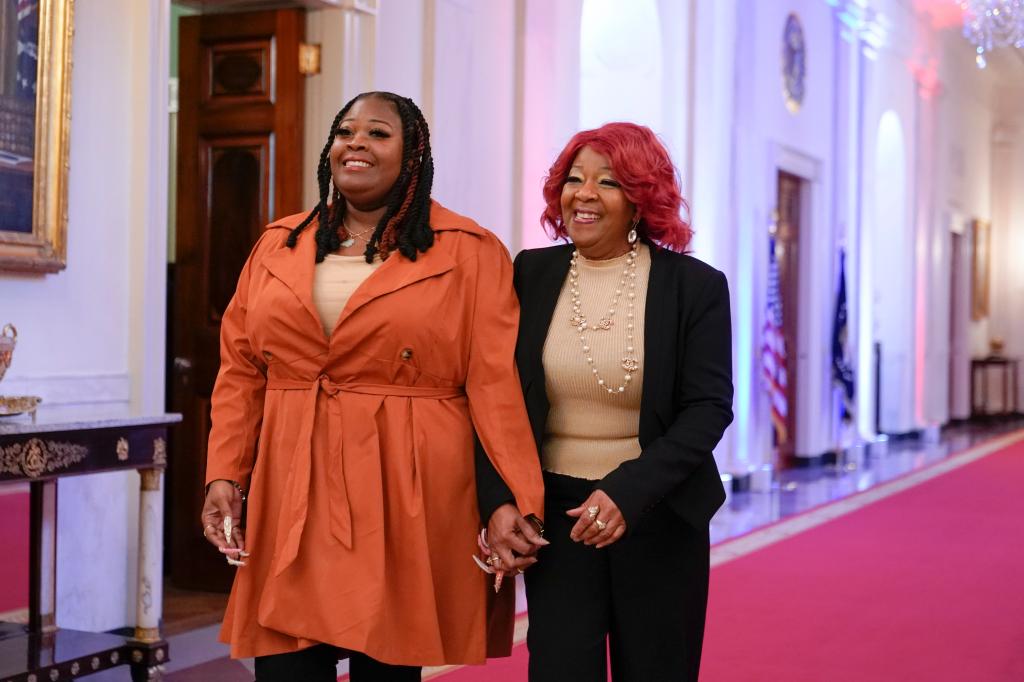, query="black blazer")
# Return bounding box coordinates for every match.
[476,241,734,532]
